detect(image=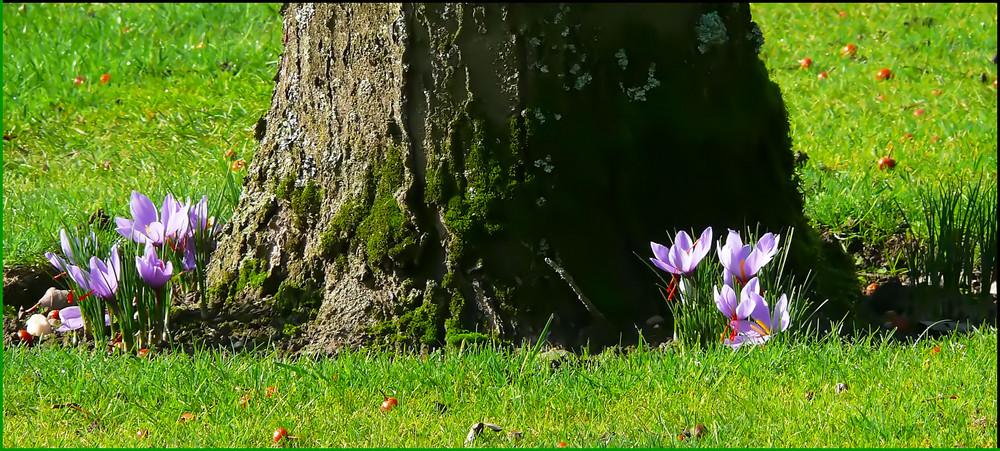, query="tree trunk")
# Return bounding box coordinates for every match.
[204,2,857,354]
